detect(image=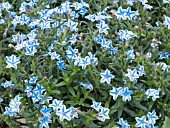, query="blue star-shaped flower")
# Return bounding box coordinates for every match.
[109,87,123,101]
[100,69,115,84]
[117,118,130,128]
[33,84,46,94]
[159,52,170,59]
[9,95,22,113]
[115,6,126,20]
[31,91,43,103]
[79,56,91,69]
[6,54,20,69]
[145,88,161,101]
[1,80,14,88]
[29,76,38,84]
[50,52,60,60]
[91,101,103,111]
[147,110,159,125]
[163,15,170,30]
[57,58,66,70]
[98,107,110,121]
[40,105,52,117]
[49,99,64,112]
[138,65,145,76]
[125,7,138,20]
[80,82,93,90]
[125,69,139,82]
[66,46,78,61]
[39,116,52,128]
[135,116,148,128]
[66,19,78,31]
[108,47,118,56]
[56,105,72,121]
[96,21,110,35]
[4,107,17,116]
[69,106,79,119]
[120,87,134,101]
